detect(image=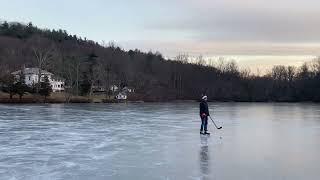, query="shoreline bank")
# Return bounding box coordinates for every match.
[0,98,318,104]
[1,92,319,104]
